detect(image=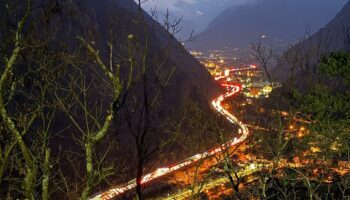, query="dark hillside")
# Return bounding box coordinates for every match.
[274,1,350,84]
[0,0,221,198]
